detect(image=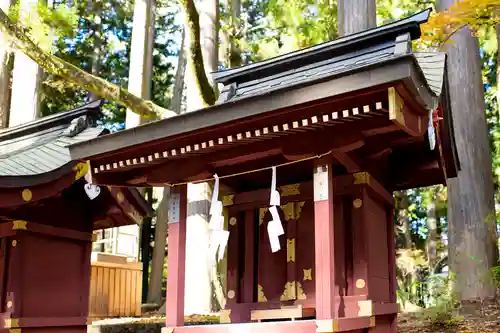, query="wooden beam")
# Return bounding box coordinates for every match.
[388,87,428,137]
[90,116,393,187]
[166,185,187,328]
[332,151,360,173]
[146,157,212,184]
[313,158,336,320]
[212,149,283,167]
